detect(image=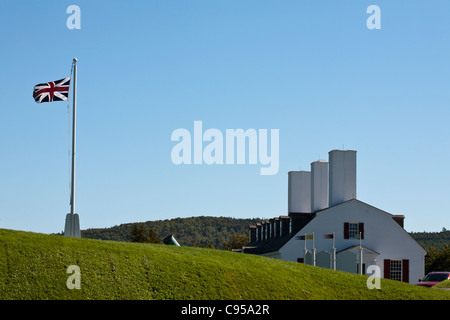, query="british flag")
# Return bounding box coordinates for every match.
[33,77,71,103]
